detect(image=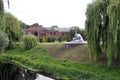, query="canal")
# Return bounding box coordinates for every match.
[0,62,54,80]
